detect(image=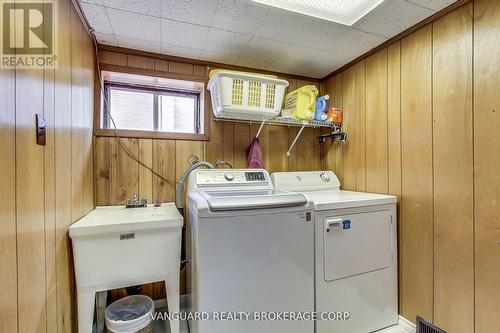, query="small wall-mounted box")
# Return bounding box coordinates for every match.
[36,114,46,146]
